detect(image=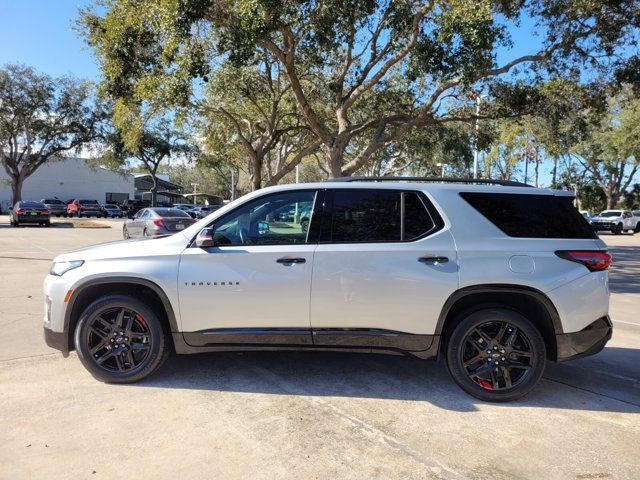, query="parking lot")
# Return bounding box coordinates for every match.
[1,215,639,480]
